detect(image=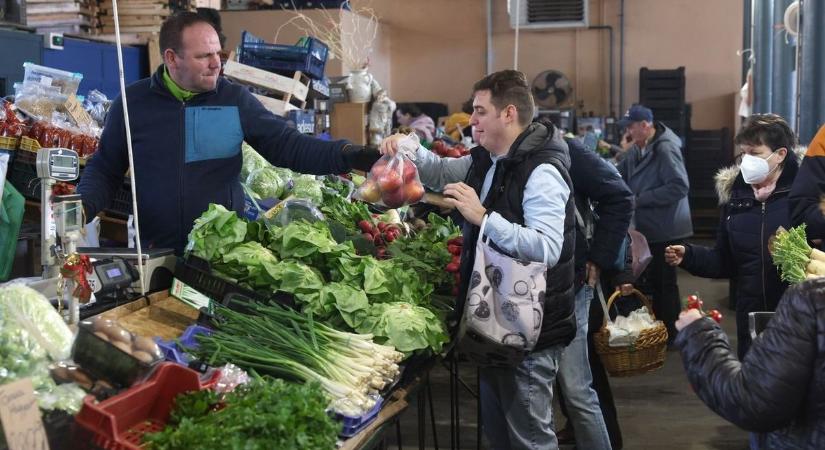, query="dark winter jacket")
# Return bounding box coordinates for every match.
[679,154,798,357]
[789,124,825,244]
[675,279,825,449]
[617,123,692,244]
[566,137,634,288]
[458,122,576,351]
[78,66,357,254]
